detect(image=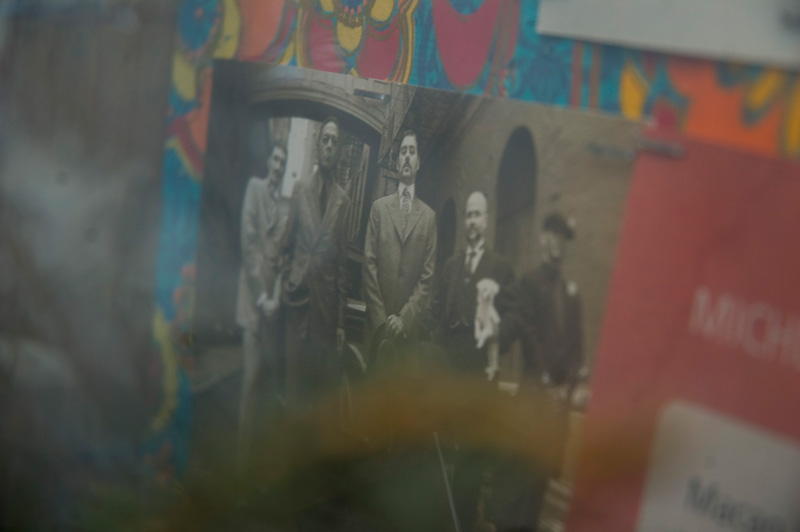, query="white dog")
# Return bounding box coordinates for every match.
[474,277,501,381]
